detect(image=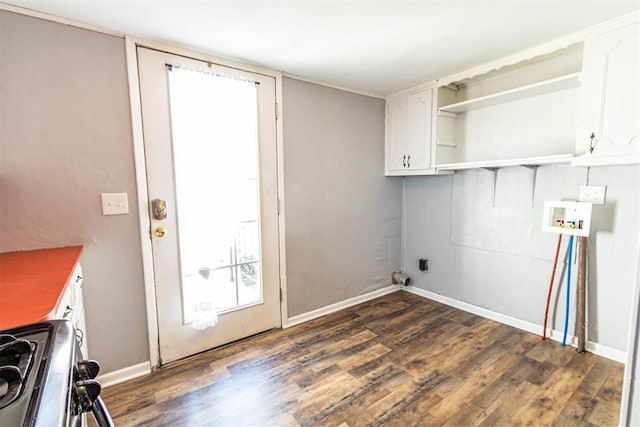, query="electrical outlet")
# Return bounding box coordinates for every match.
[579,186,606,205]
[101,193,129,215]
